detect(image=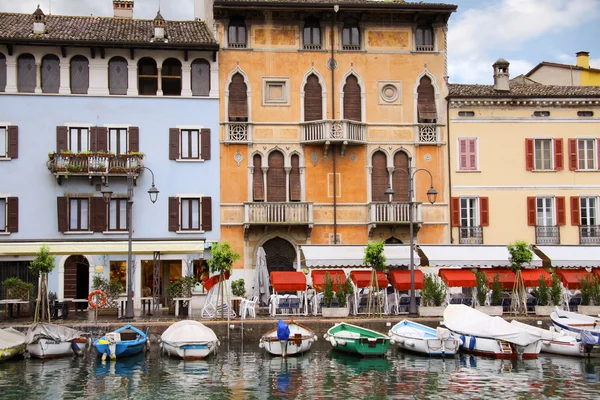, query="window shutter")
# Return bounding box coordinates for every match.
[458,139,468,170]
[371,151,388,202]
[90,197,106,232]
[468,139,477,170]
[343,75,361,122]
[56,126,68,152]
[556,196,566,226]
[201,128,211,160]
[451,197,460,227]
[253,155,264,201]
[304,74,323,122]
[479,197,489,227]
[201,197,212,231]
[417,76,437,121]
[7,197,18,233]
[169,128,179,160]
[570,196,580,226]
[554,138,564,171]
[527,196,536,226]
[568,138,577,170]
[168,197,180,231]
[57,197,68,232]
[597,138,600,171]
[89,127,98,152]
[228,73,248,119]
[7,126,18,158]
[267,151,286,202]
[290,155,301,201]
[392,152,409,202]
[525,138,534,171]
[97,127,107,152]
[129,127,139,152]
